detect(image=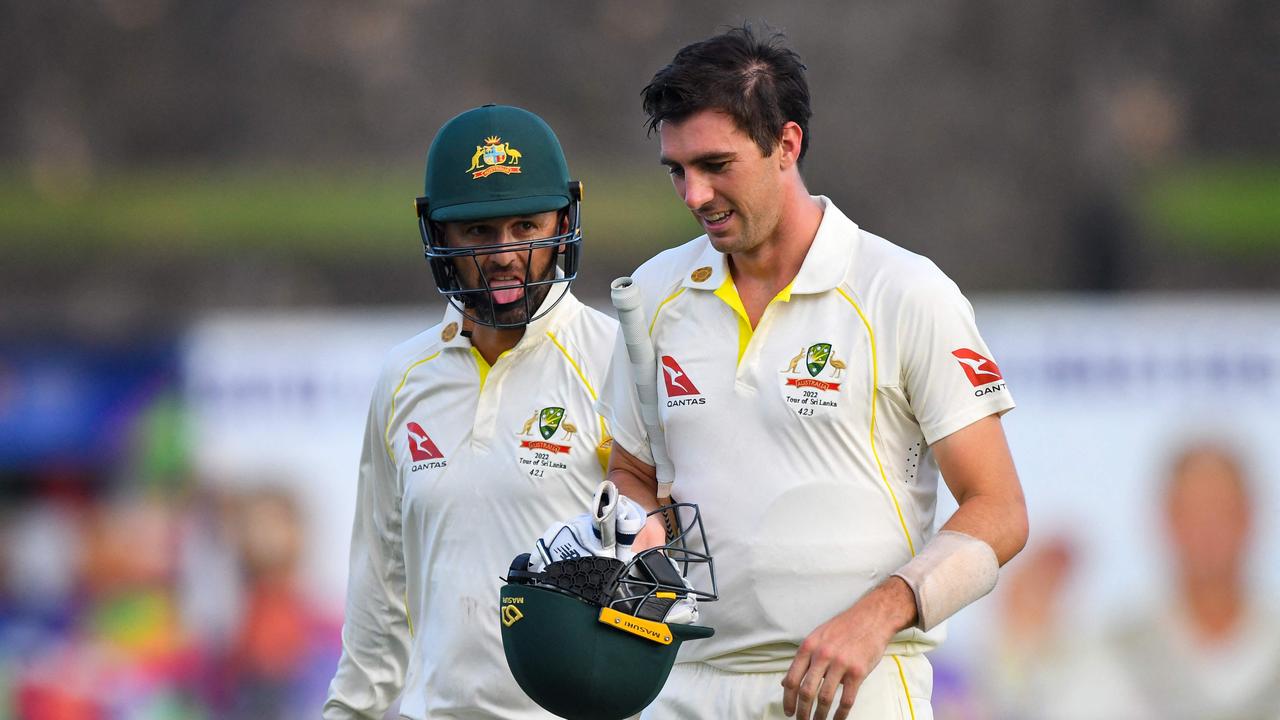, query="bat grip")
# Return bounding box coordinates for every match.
[610,277,676,498]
